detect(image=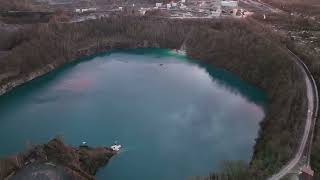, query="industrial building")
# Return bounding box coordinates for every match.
[153,0,239,17]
